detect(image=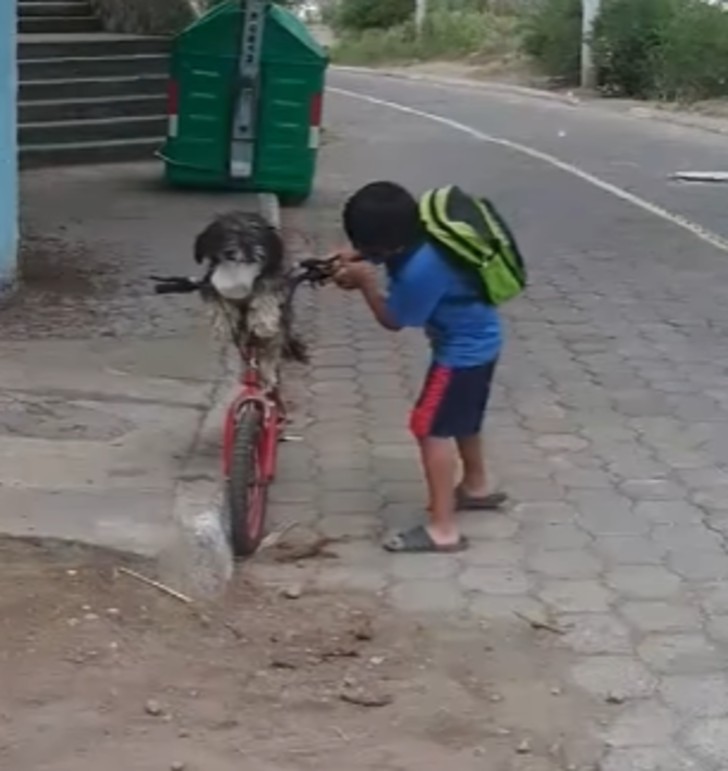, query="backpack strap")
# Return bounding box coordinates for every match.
[424,186,498,268]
